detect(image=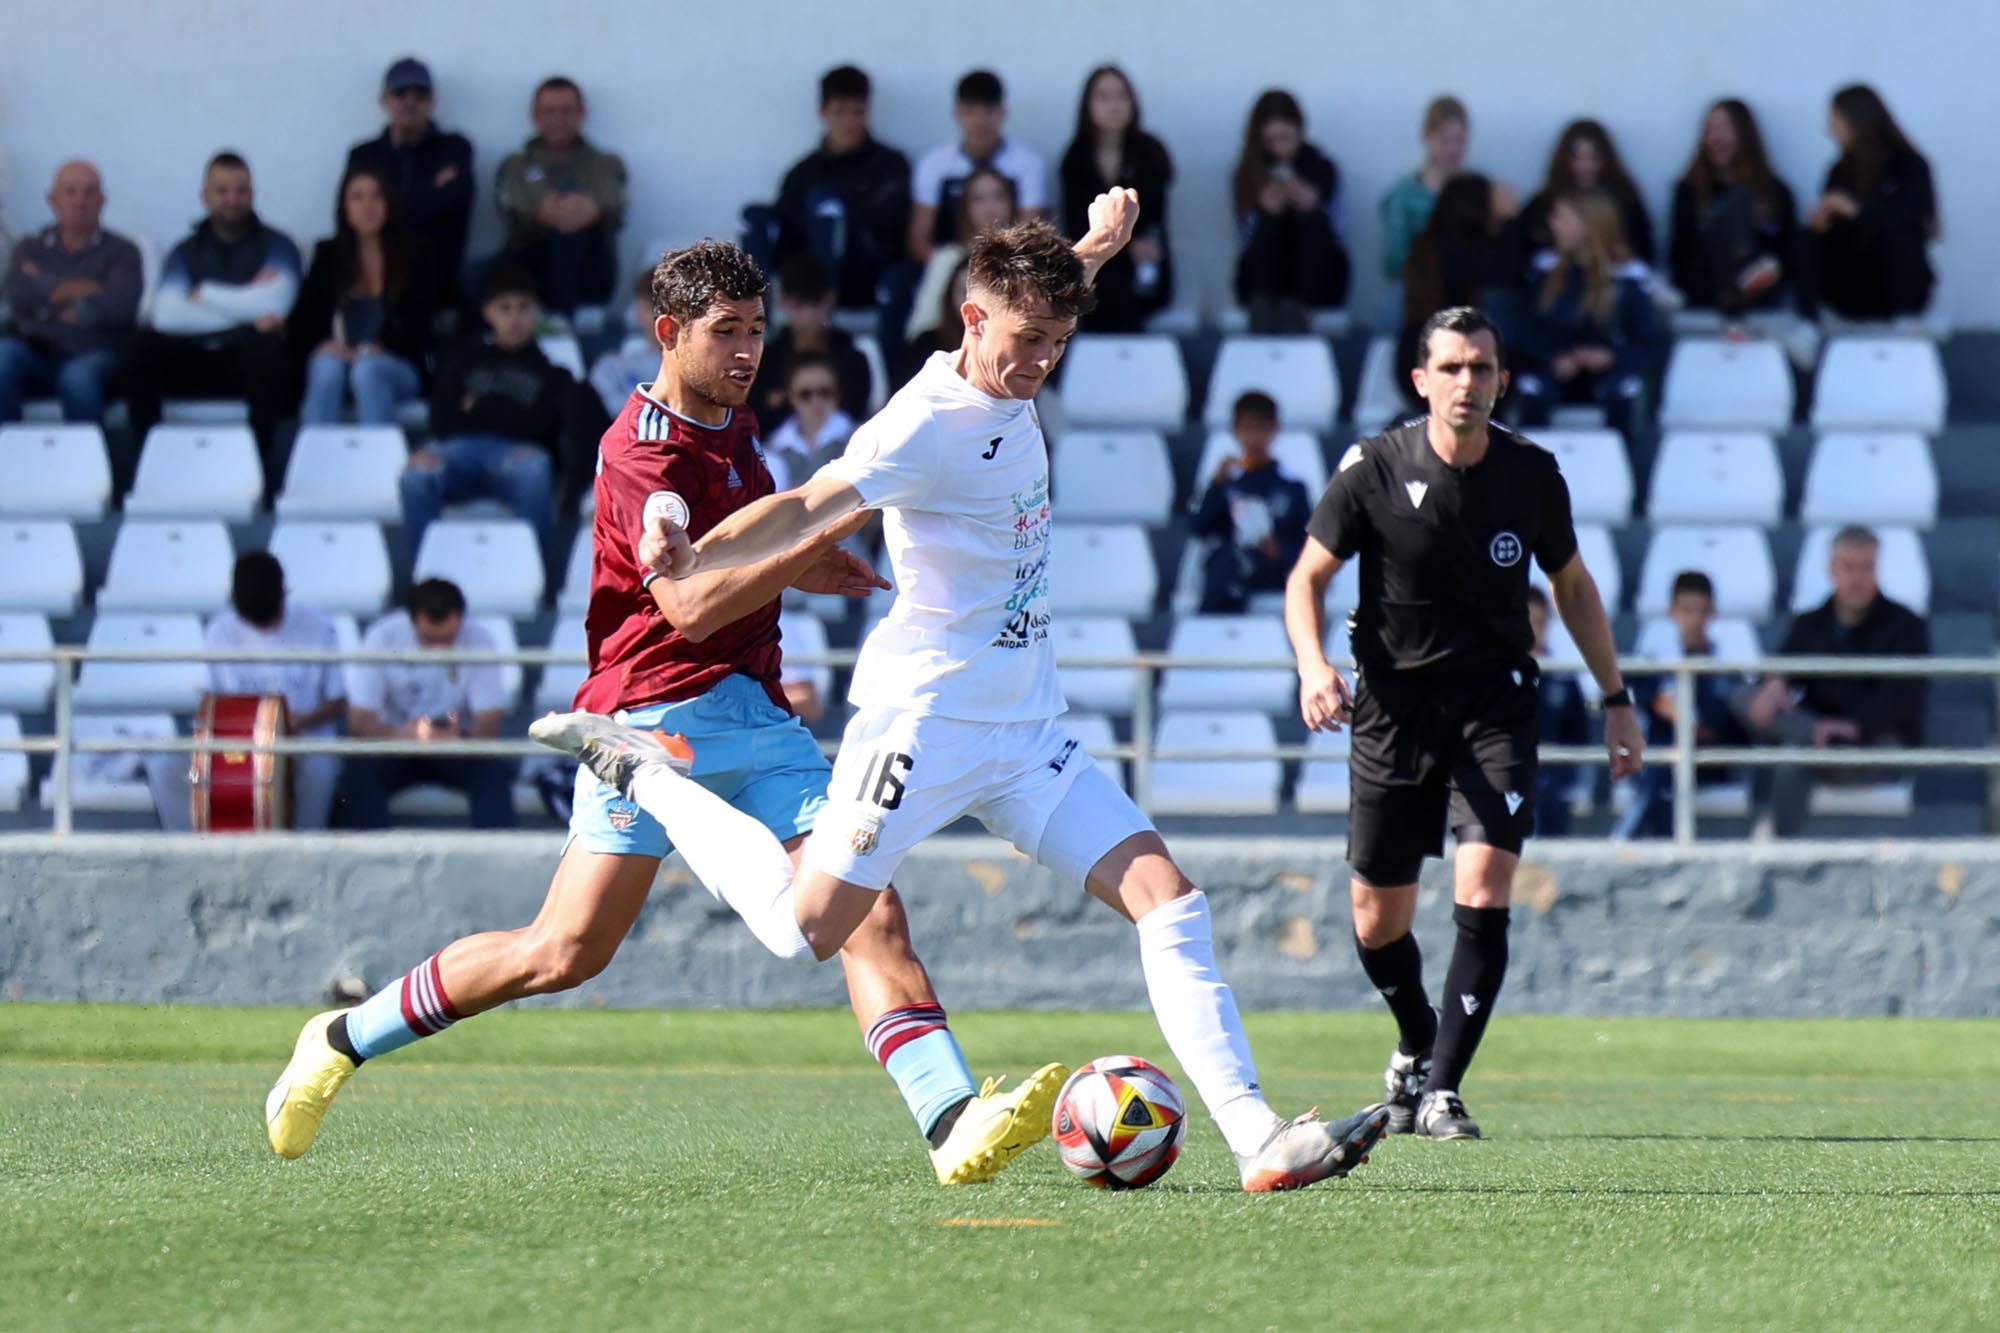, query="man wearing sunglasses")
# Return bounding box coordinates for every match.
[345,57,475,308]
